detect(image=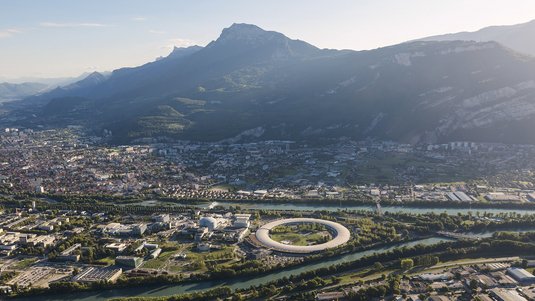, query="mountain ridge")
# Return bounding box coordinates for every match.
[0,82,48,103]
[10,23,535,145]
[417,19,535,57]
